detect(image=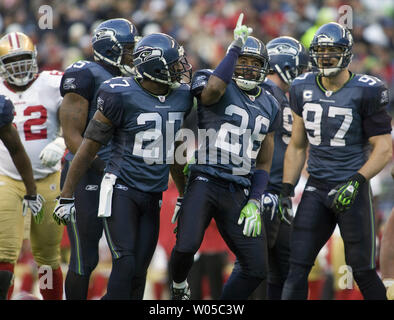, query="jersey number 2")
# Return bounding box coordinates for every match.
[14,105,48,141]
